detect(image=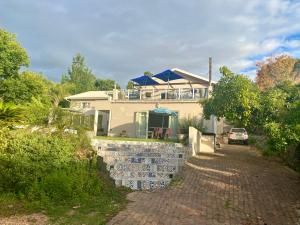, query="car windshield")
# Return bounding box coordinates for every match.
[231,128,246,133]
